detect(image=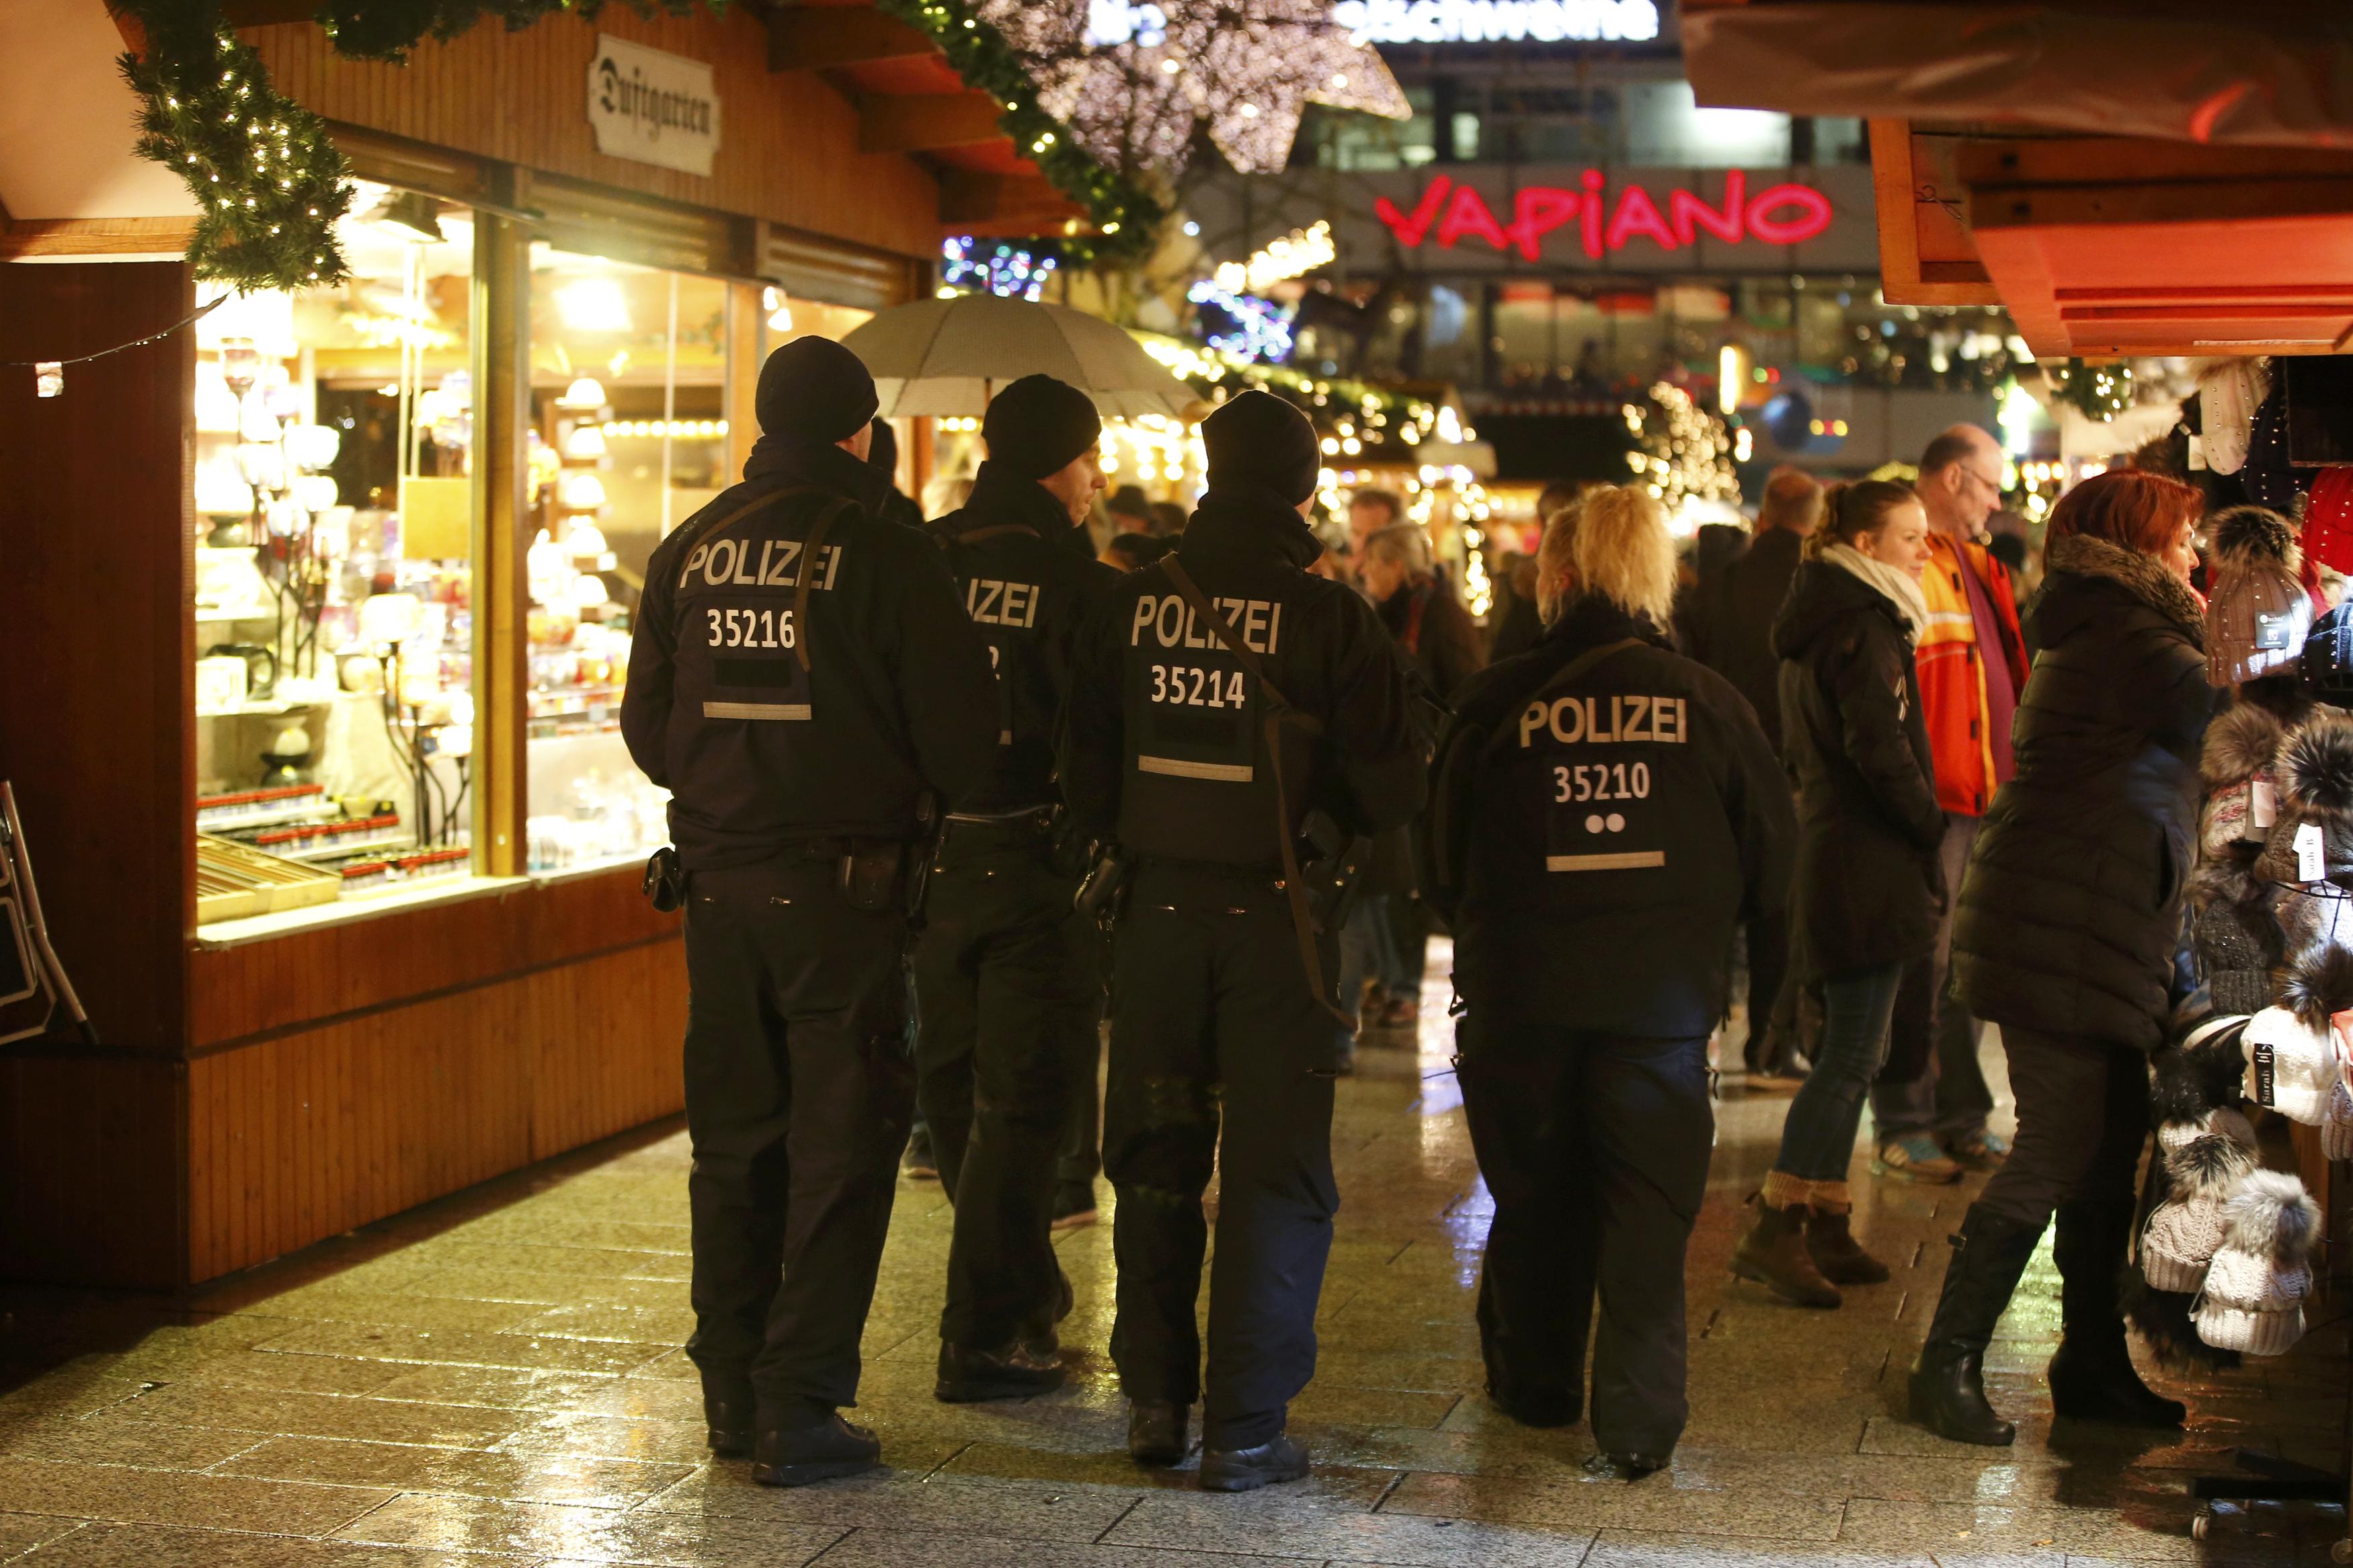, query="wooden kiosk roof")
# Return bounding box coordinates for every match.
[1682,1,2353,358]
